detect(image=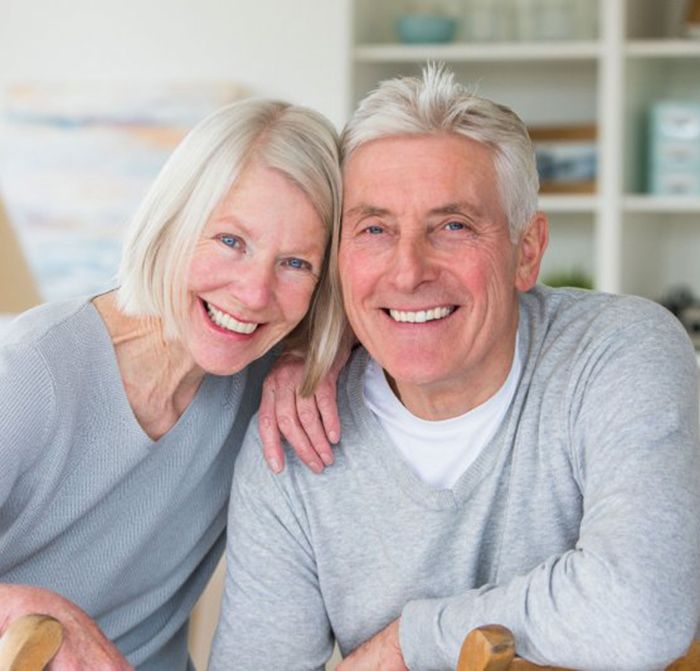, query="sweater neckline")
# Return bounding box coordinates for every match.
[343,306,534,510]
[83,298,224,448]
